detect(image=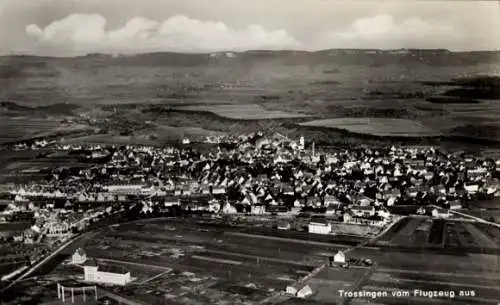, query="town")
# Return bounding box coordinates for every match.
[2,131,500,304]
